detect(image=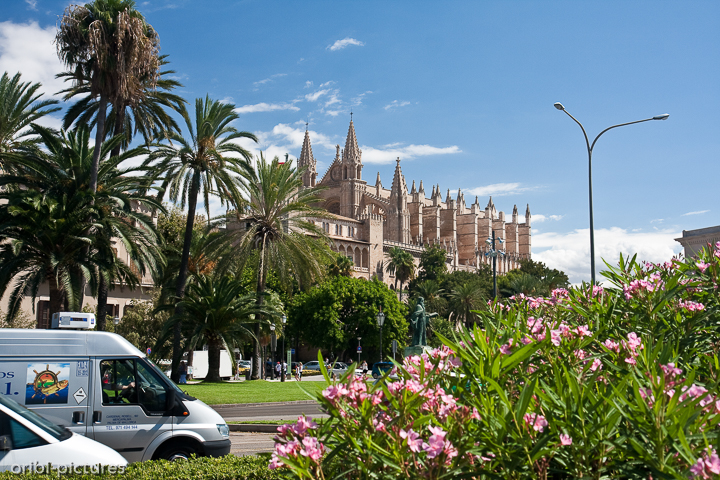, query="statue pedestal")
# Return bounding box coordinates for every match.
[404,345,434,358]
